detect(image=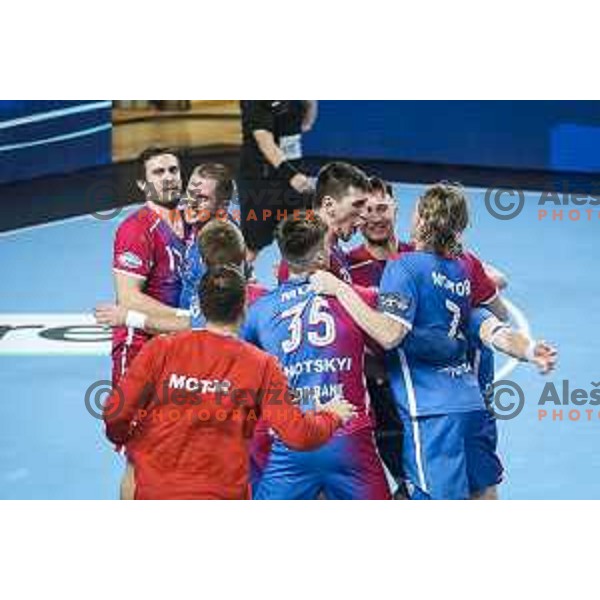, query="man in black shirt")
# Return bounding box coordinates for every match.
[238,101,317,260]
